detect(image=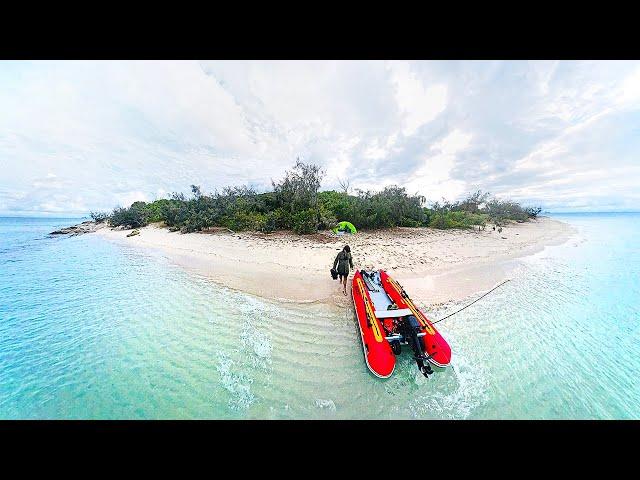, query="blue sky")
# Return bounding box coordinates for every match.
[1,60,639,216]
